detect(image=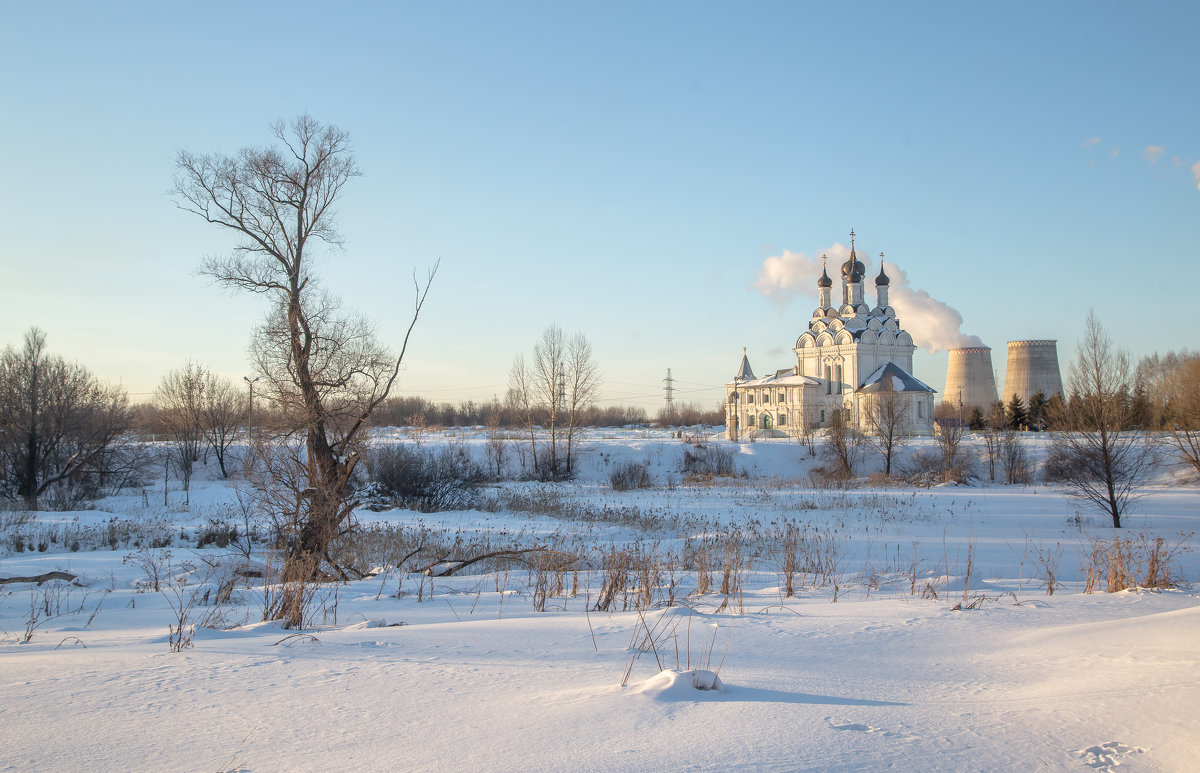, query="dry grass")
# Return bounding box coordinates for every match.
[1083,531,1193,593]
